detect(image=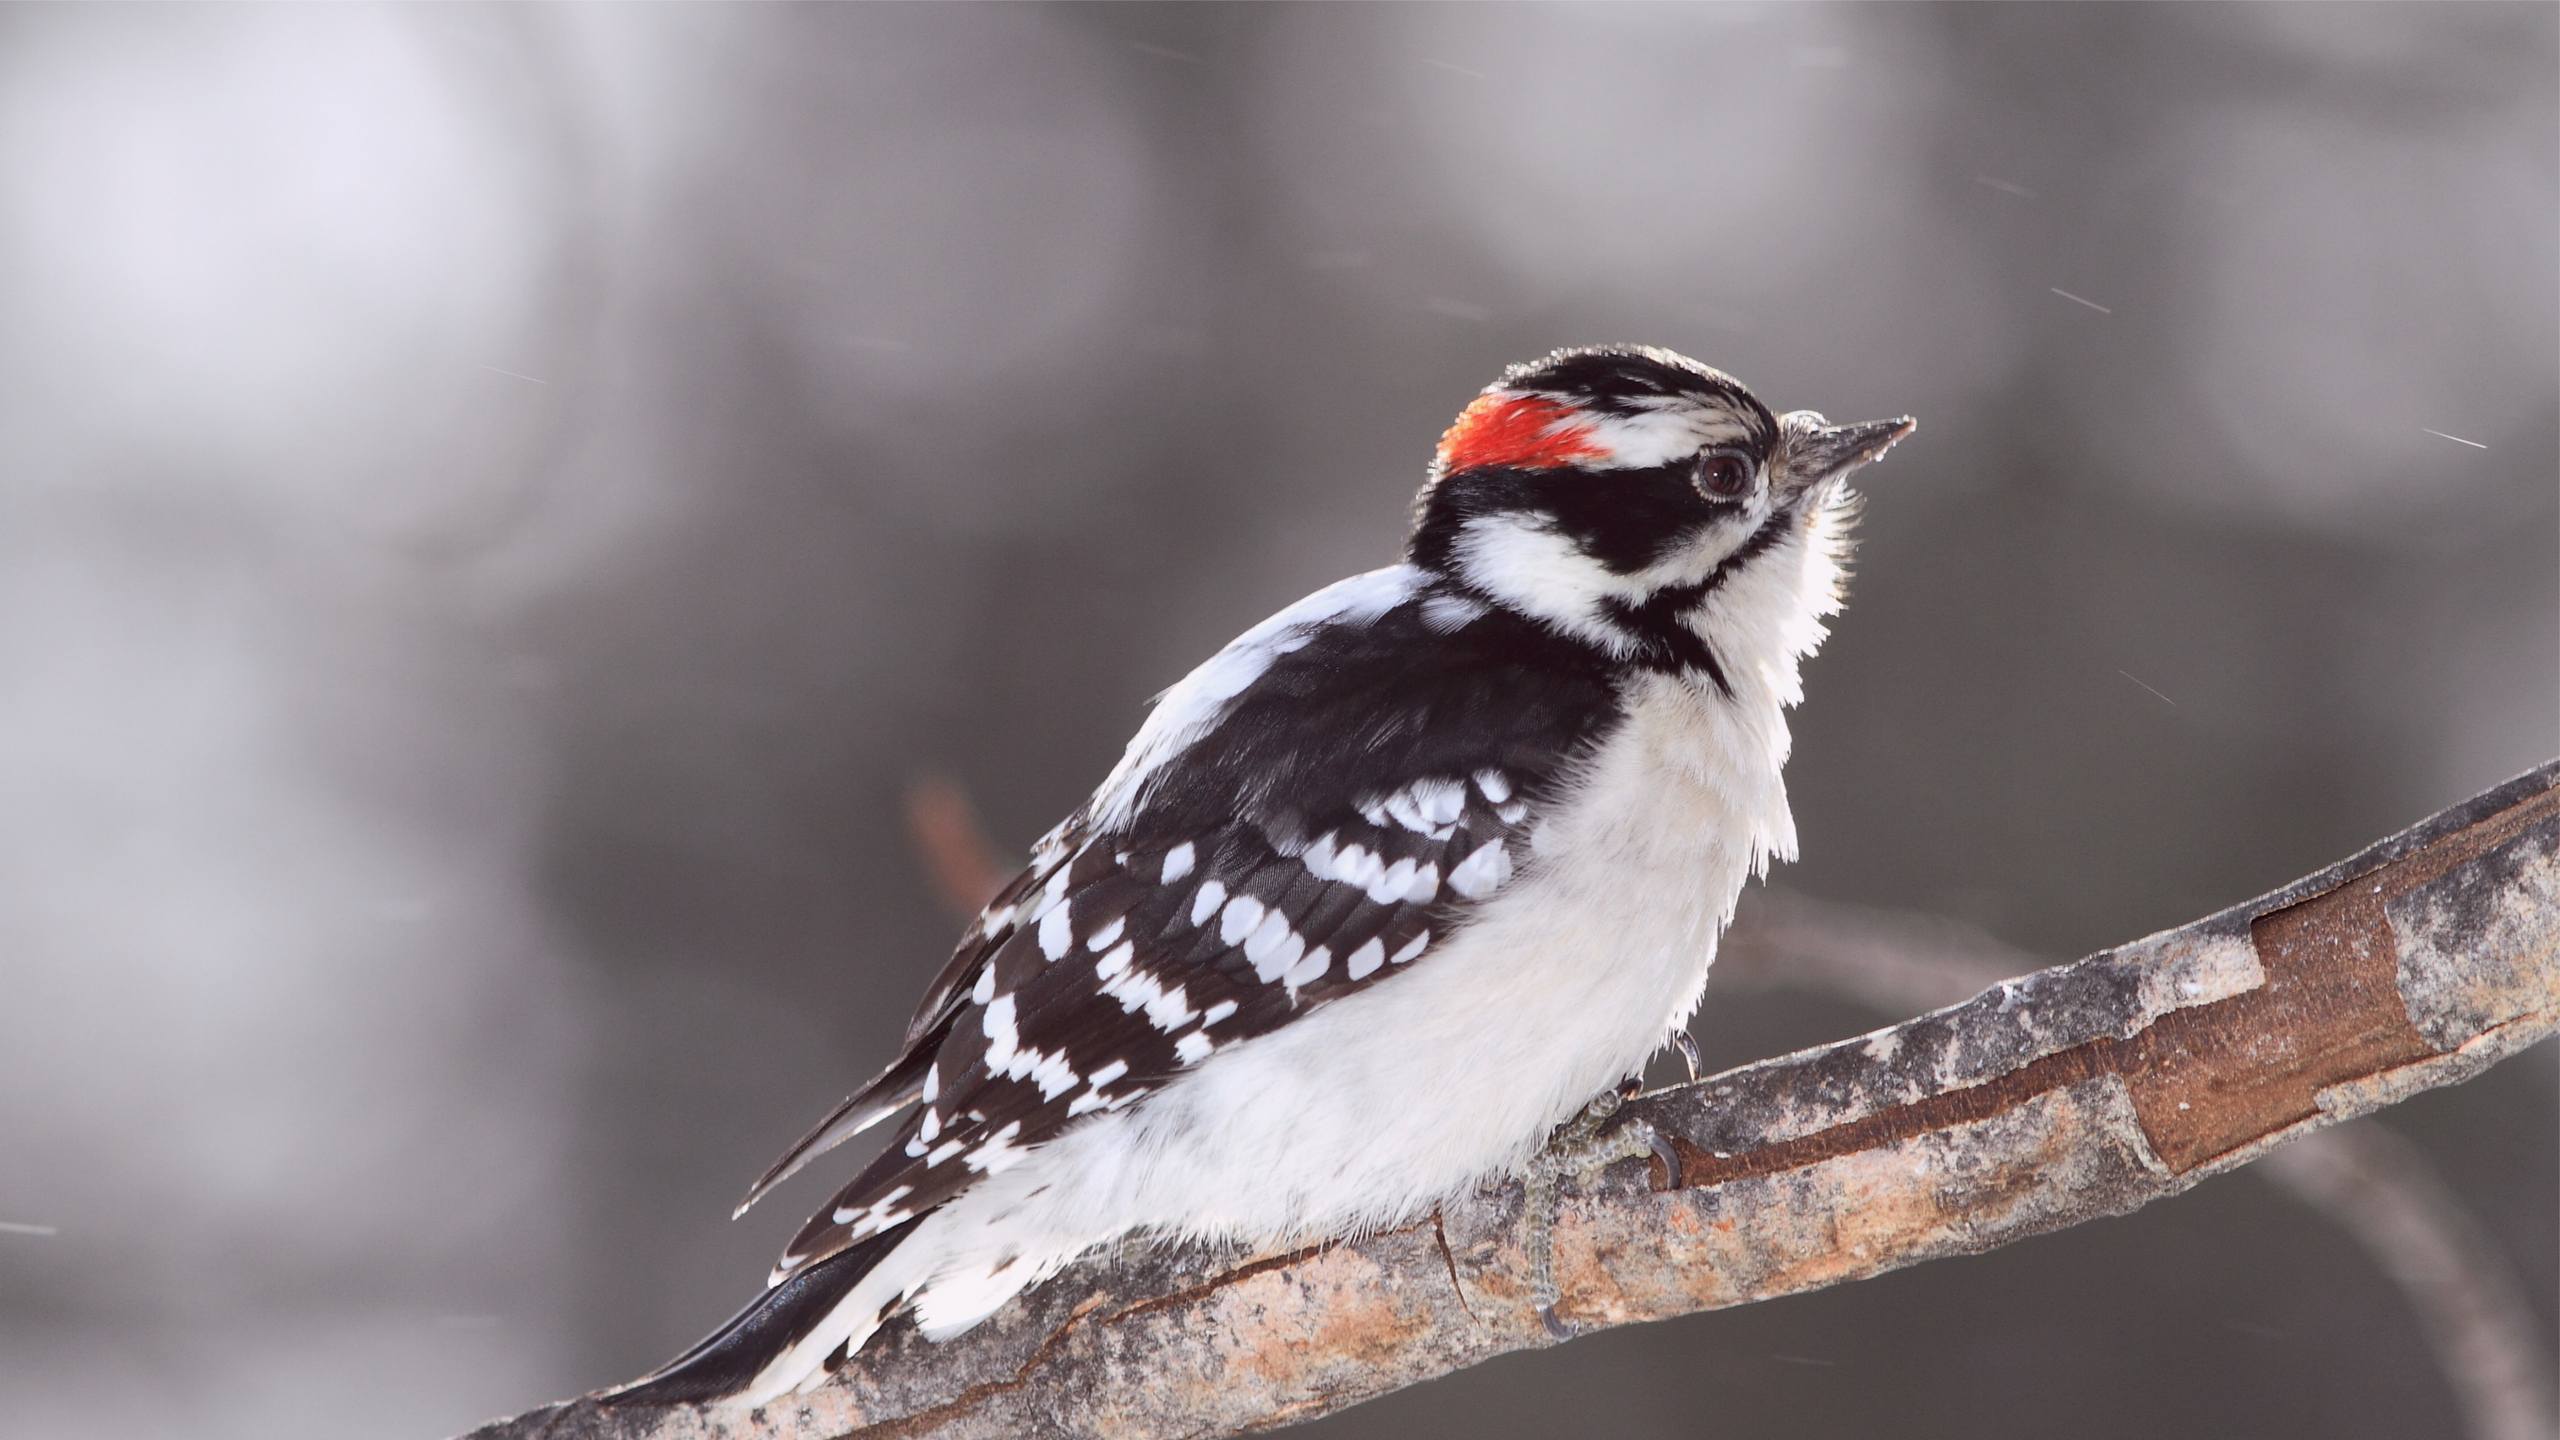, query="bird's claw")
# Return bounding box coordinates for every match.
[1524,1087,1667,1334]
[1669,1030,1702,1085]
